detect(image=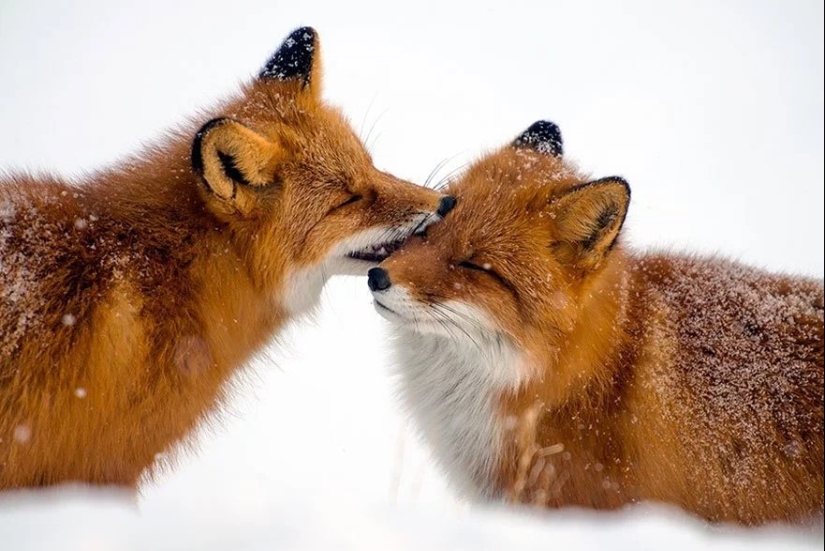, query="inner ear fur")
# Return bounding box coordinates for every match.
[191,117,283,210]
[550,177,630,270]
